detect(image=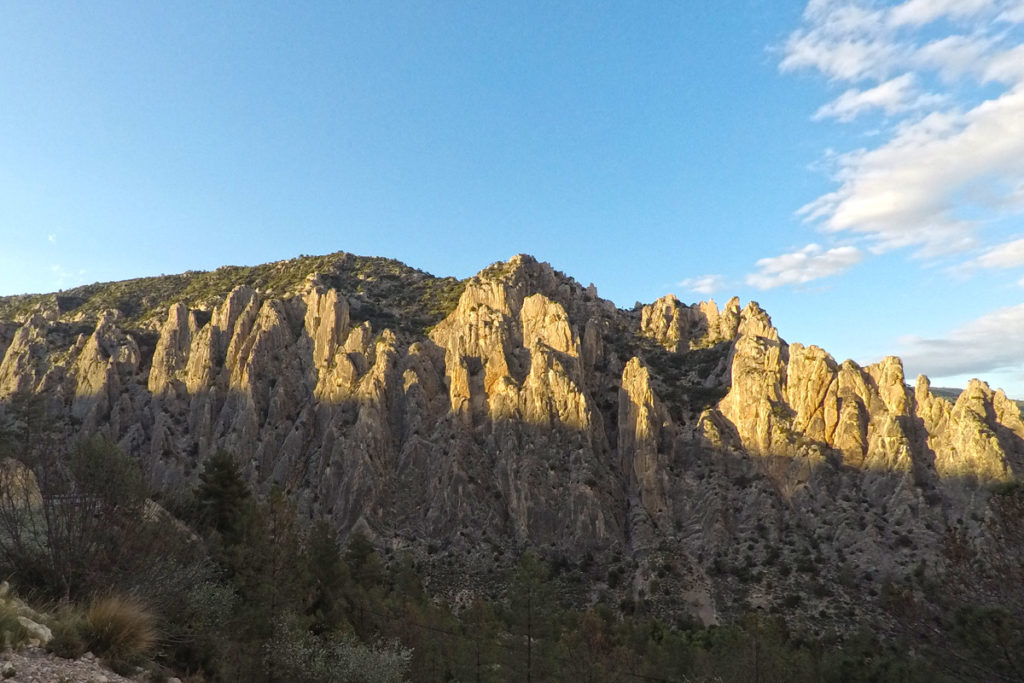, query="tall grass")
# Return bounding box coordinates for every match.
[82,596,156,670]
